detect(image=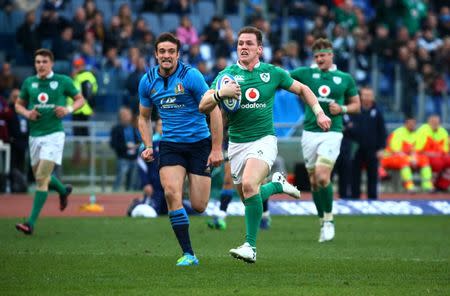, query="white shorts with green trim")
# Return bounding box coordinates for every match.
[228,135,278,184]
[301,130,343,170]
